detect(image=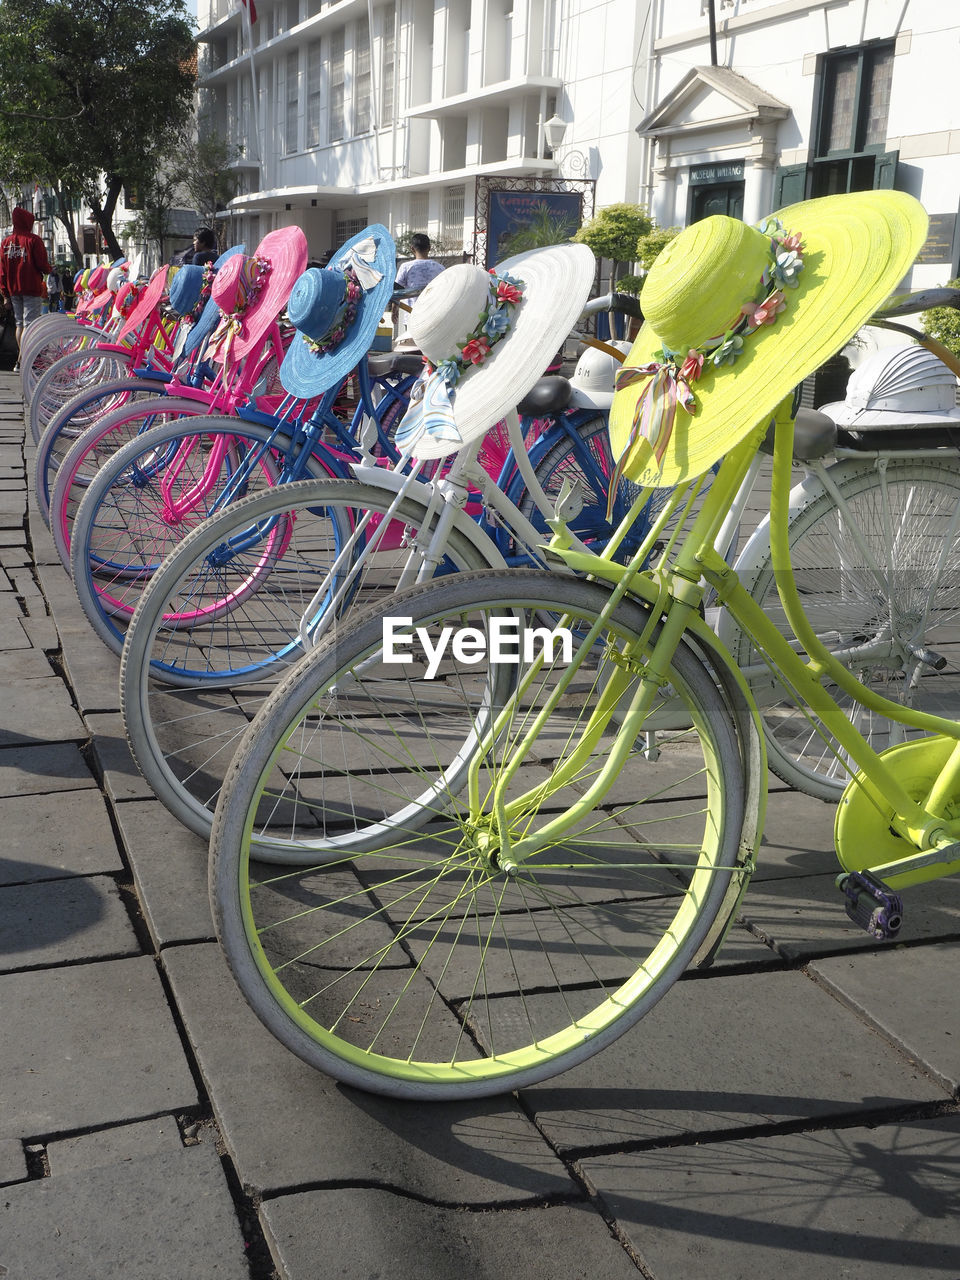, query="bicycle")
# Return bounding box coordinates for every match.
[204,190,960,1099]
